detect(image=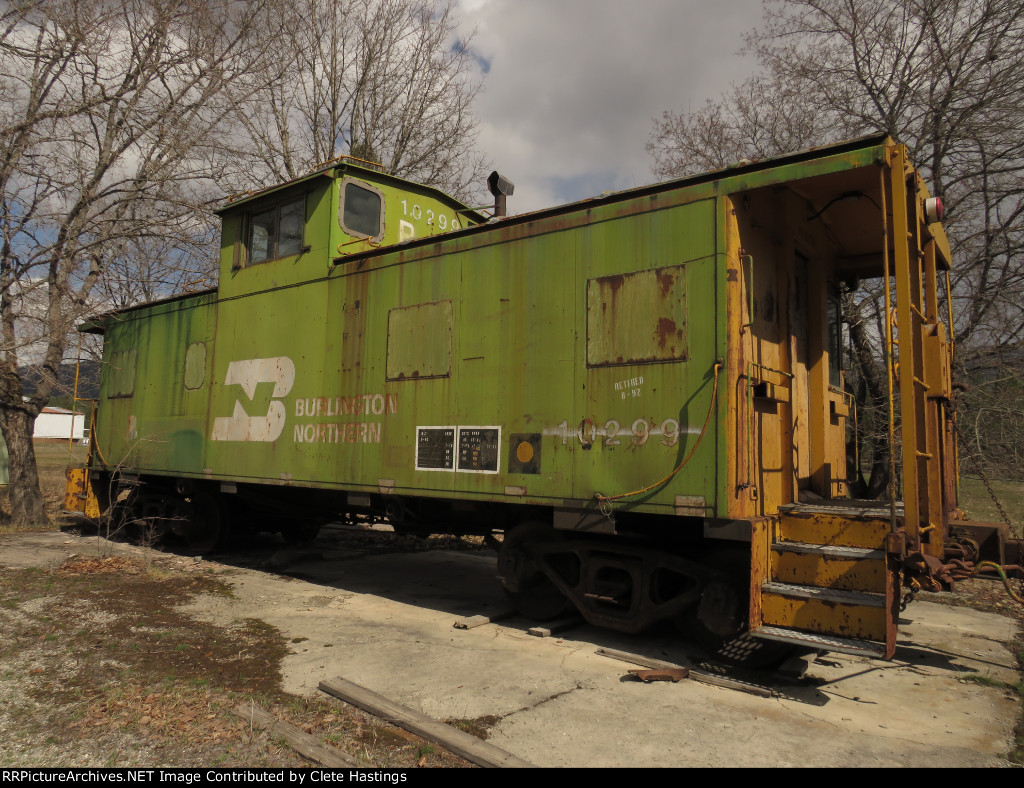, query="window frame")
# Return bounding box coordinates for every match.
[827,294,844,388]
[338,178,386,244]
[235,192,309,269]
